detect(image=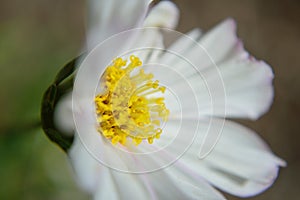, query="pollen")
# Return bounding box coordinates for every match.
[94,55,169,146]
